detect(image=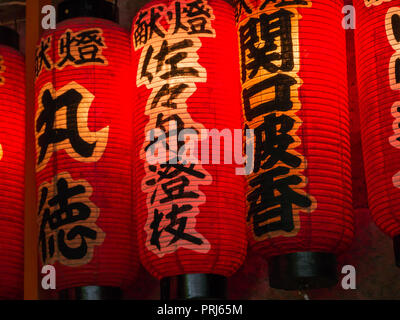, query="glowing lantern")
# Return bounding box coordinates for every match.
[0,26,24,300]
[131,0,247,299]
[34,0,138,299]
[354,0,400,266]
[236,0,354,289]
